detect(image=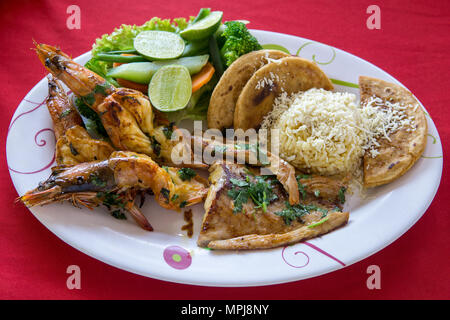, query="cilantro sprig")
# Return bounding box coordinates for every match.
[338,187,347,204]
[177,168,197,181]
[227,175,278,214]
[275,202,328,225]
